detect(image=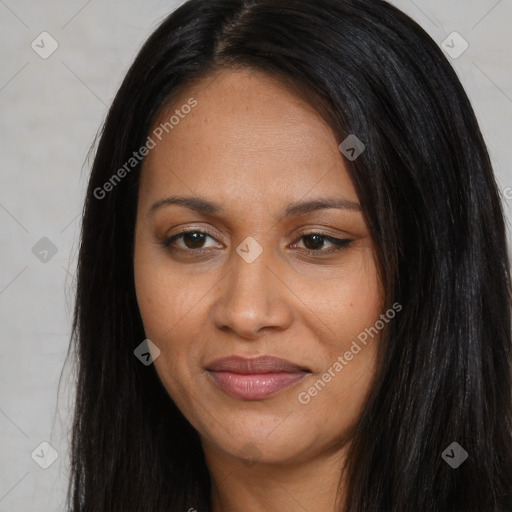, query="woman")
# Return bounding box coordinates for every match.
[67,0,512,510]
